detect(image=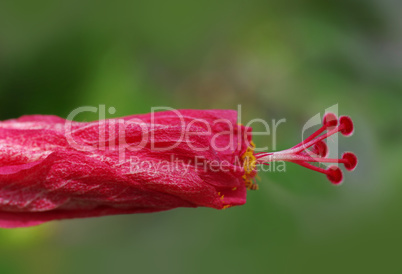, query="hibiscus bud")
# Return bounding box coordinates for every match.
[0,110,357,228]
